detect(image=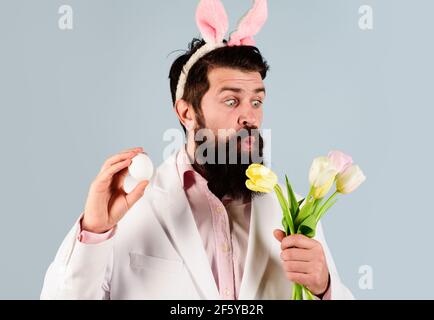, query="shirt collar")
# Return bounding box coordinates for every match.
[176,145,208,189]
